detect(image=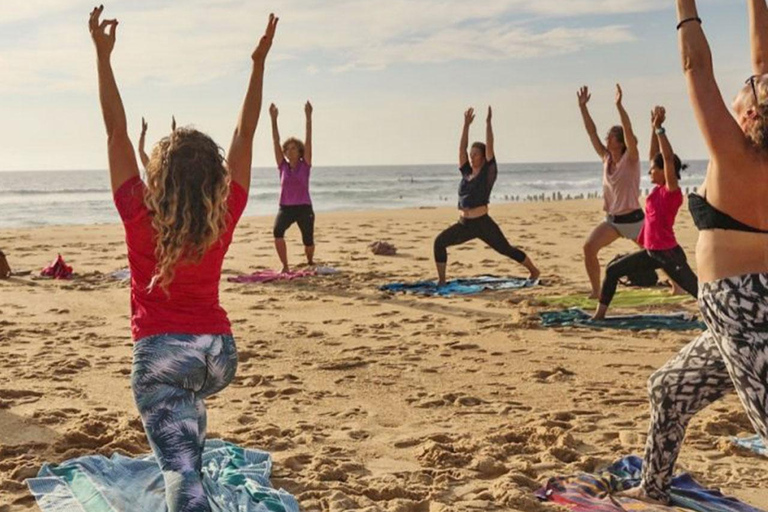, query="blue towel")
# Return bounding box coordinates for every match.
[26,439,299,512]
[540,308,706,331]
[731,435,768,457]
[380,275,537,296]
